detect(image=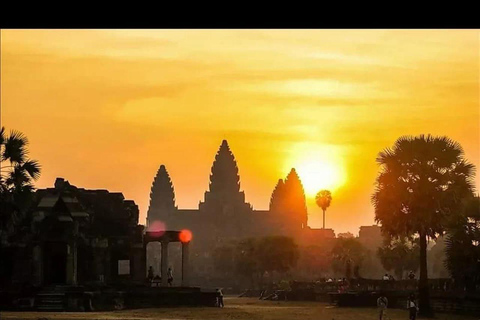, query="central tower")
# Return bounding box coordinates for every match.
[199,140,252,240]
[200,140,247,207]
